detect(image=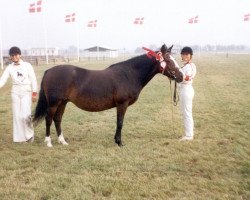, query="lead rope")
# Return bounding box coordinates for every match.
[173,81,178,106]
[169,79,177,134]
[169,79,178,134]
